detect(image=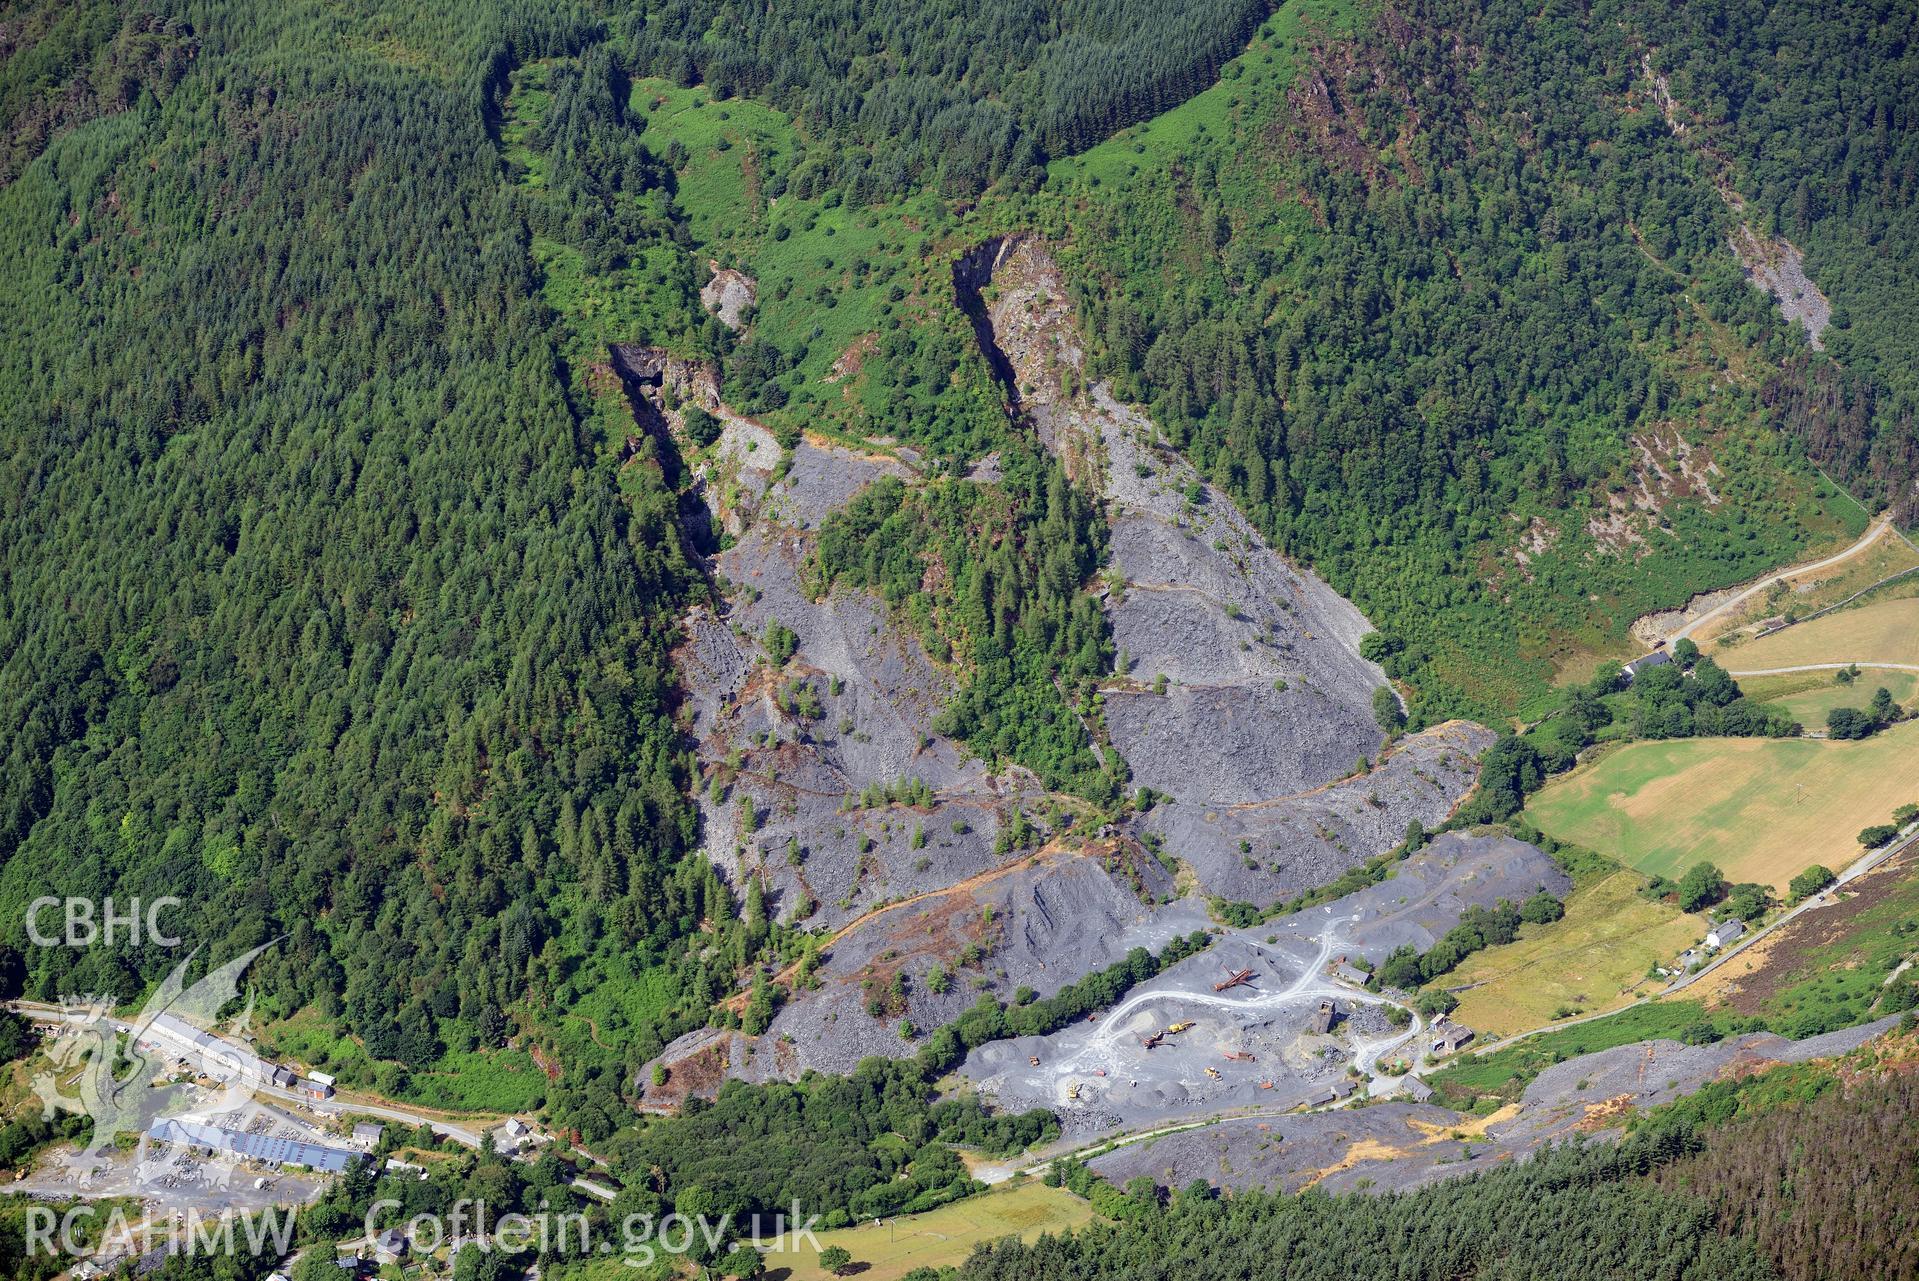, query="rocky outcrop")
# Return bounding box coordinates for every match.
[700,264,758,331]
